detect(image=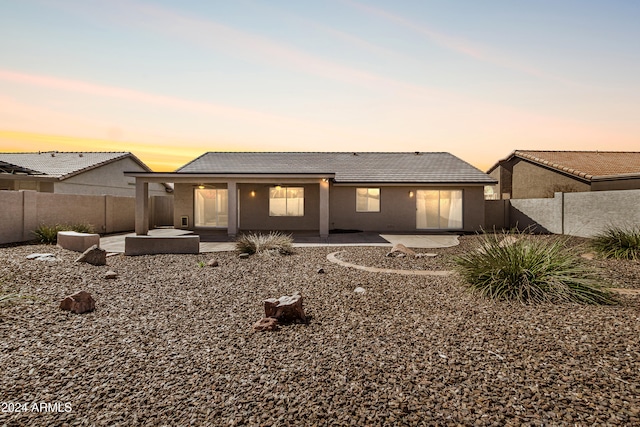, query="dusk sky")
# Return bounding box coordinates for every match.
[1,0,639,171]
